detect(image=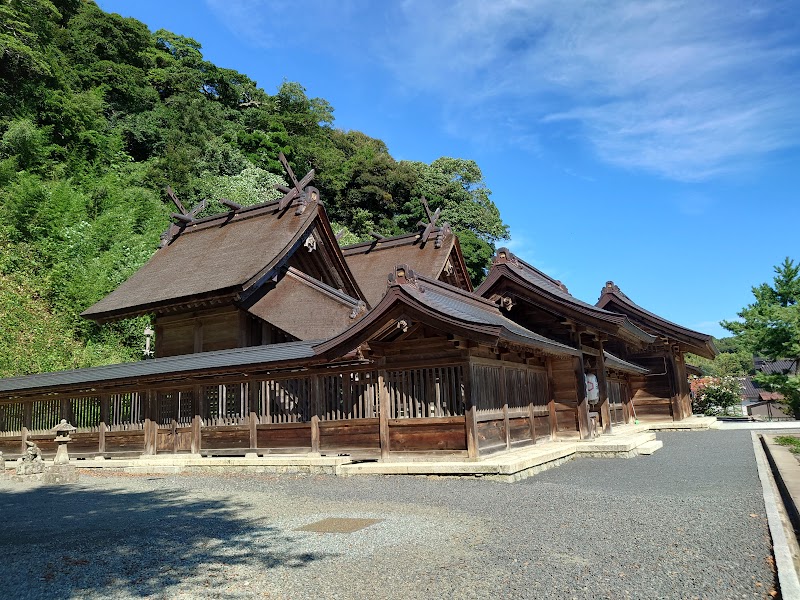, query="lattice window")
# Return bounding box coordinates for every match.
[319,371,378,420]
[109,393,143,429]
[70,396,101,430]
[0,402,24,433]
[262,378,311,423]
[204,384,247,425]
[30,399,61,432]
[389,366,465,419]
